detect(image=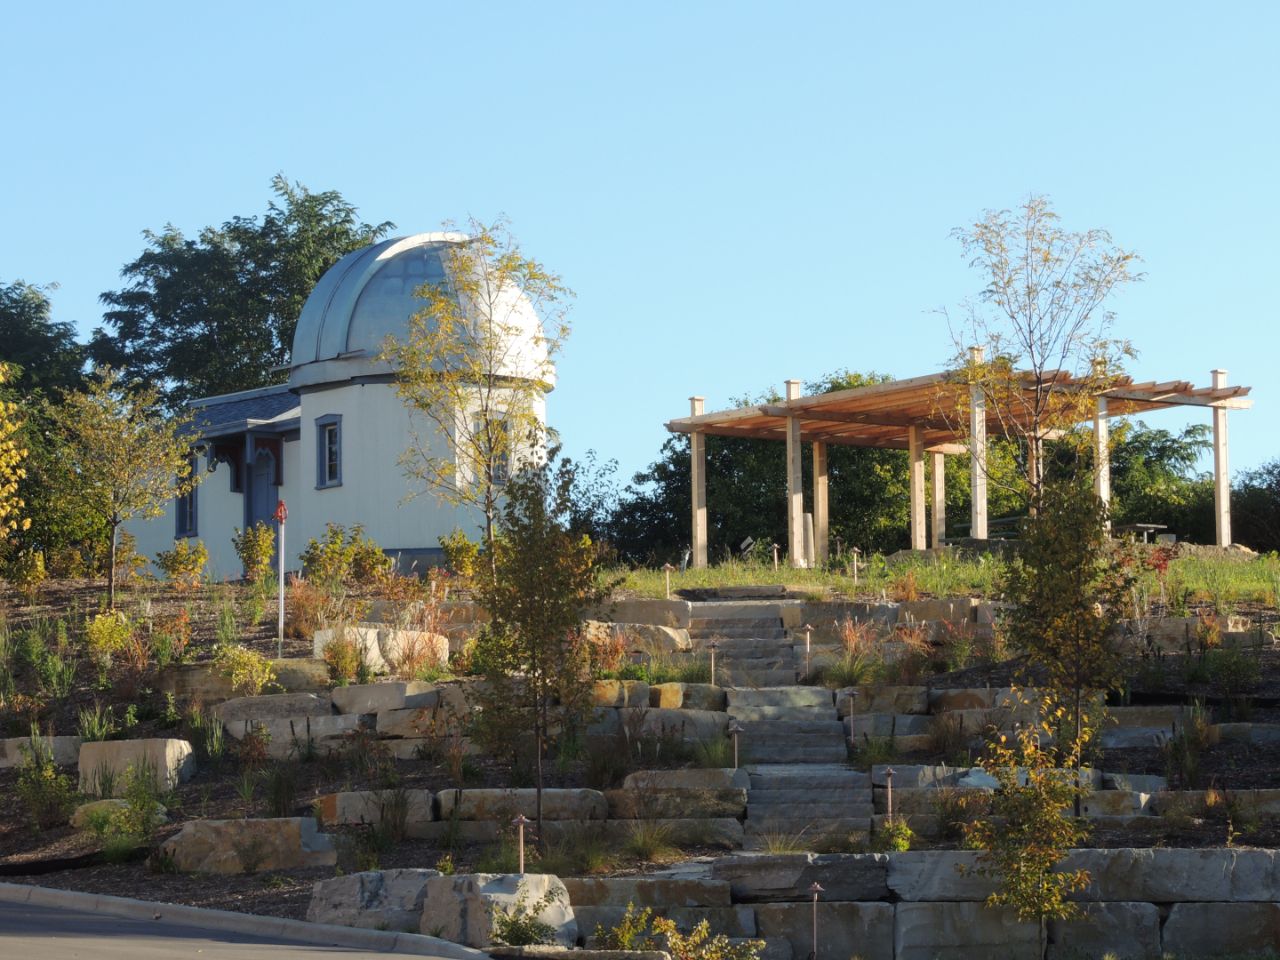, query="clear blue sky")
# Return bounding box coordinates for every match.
[2,2,1275,487]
